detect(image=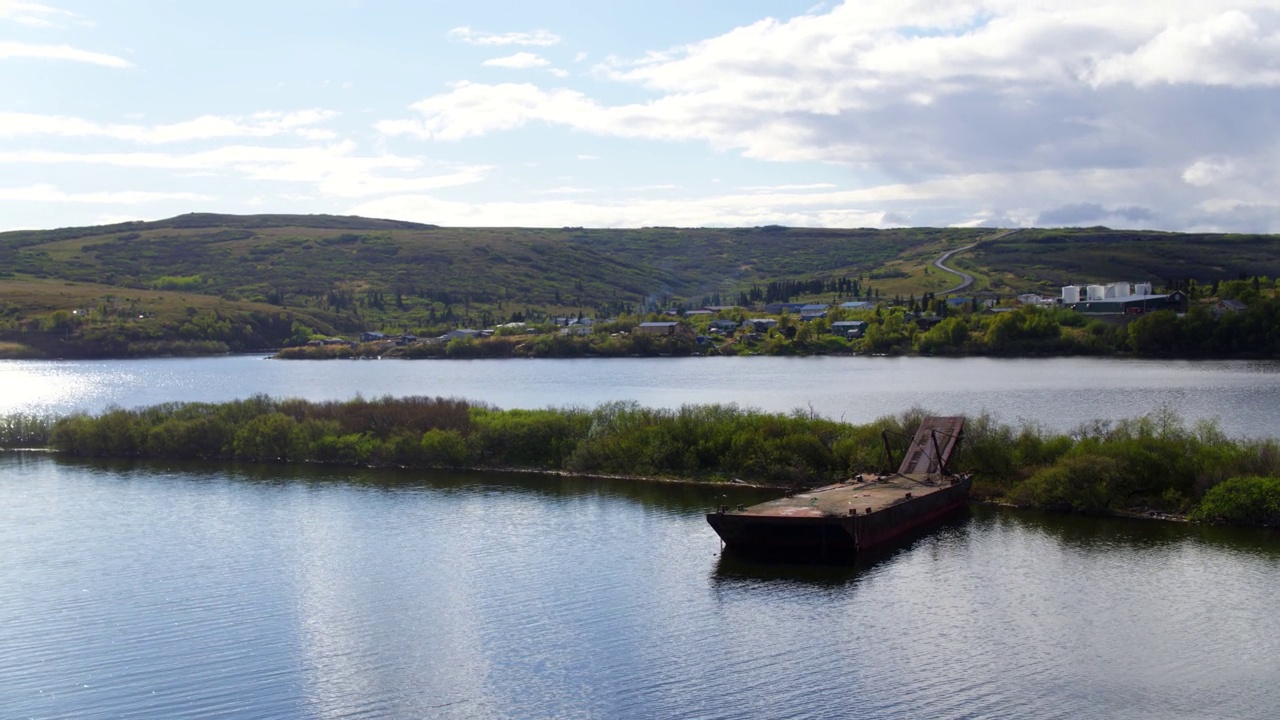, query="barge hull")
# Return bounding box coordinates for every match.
[707,476,970,560]
[706,416,970,561]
